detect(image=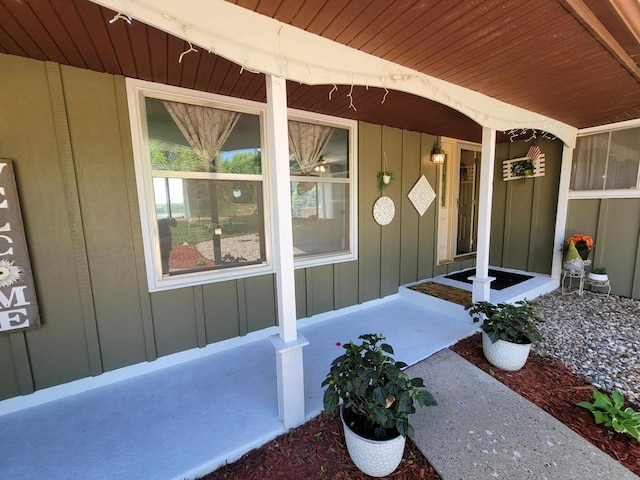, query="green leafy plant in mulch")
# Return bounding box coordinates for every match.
[578,389,640,441]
